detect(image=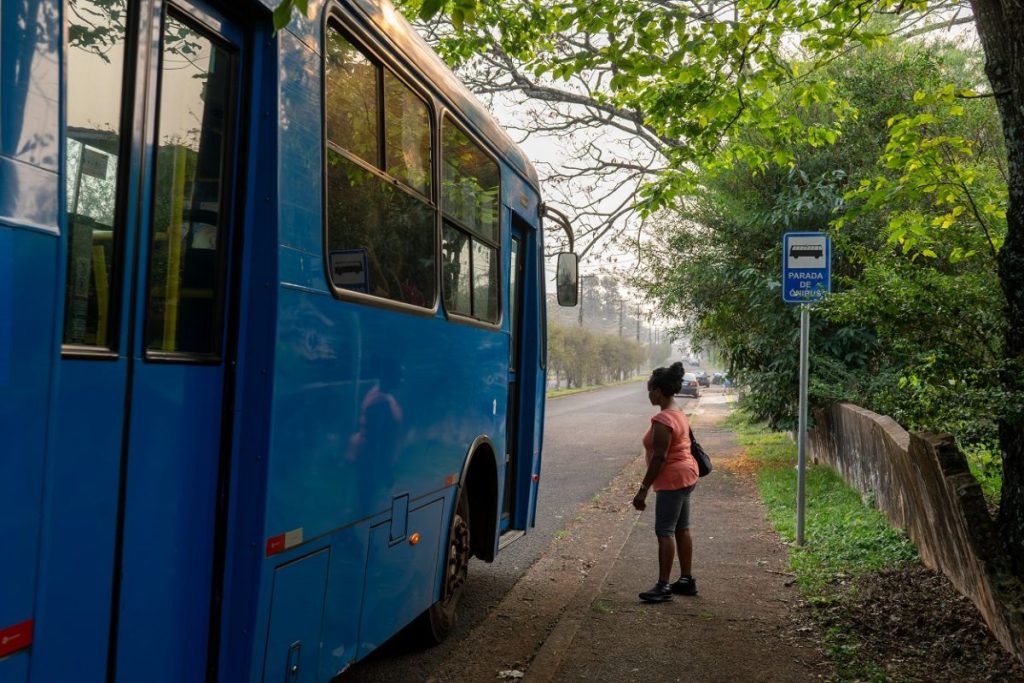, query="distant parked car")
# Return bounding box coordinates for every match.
[694,371,710,387]
[678,373,701,398]
[711,371,725,385]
